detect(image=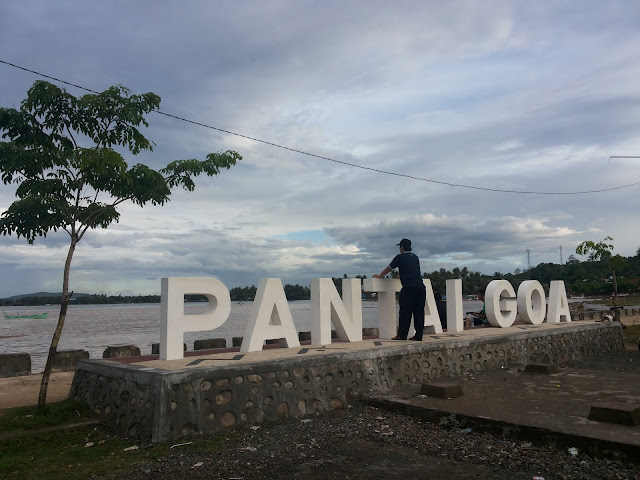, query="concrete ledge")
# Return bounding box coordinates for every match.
[52,349,89,372]
[70,321,625,442]
[588,403,640,426]
[194,339,226,350]
[420,379,463,399]
[364,393,640,463]
[0,353,31,377]
[524,363,559,374]
[103,345,141,358]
